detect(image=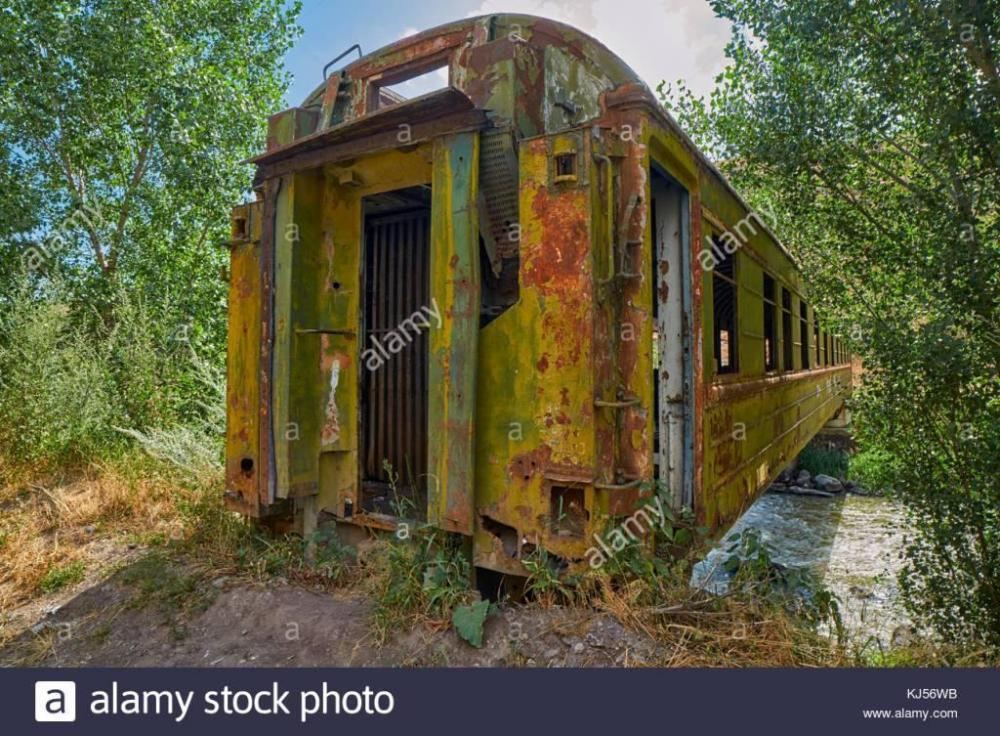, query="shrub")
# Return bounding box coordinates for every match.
[796,444,848,479]
[0,282,122,469]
